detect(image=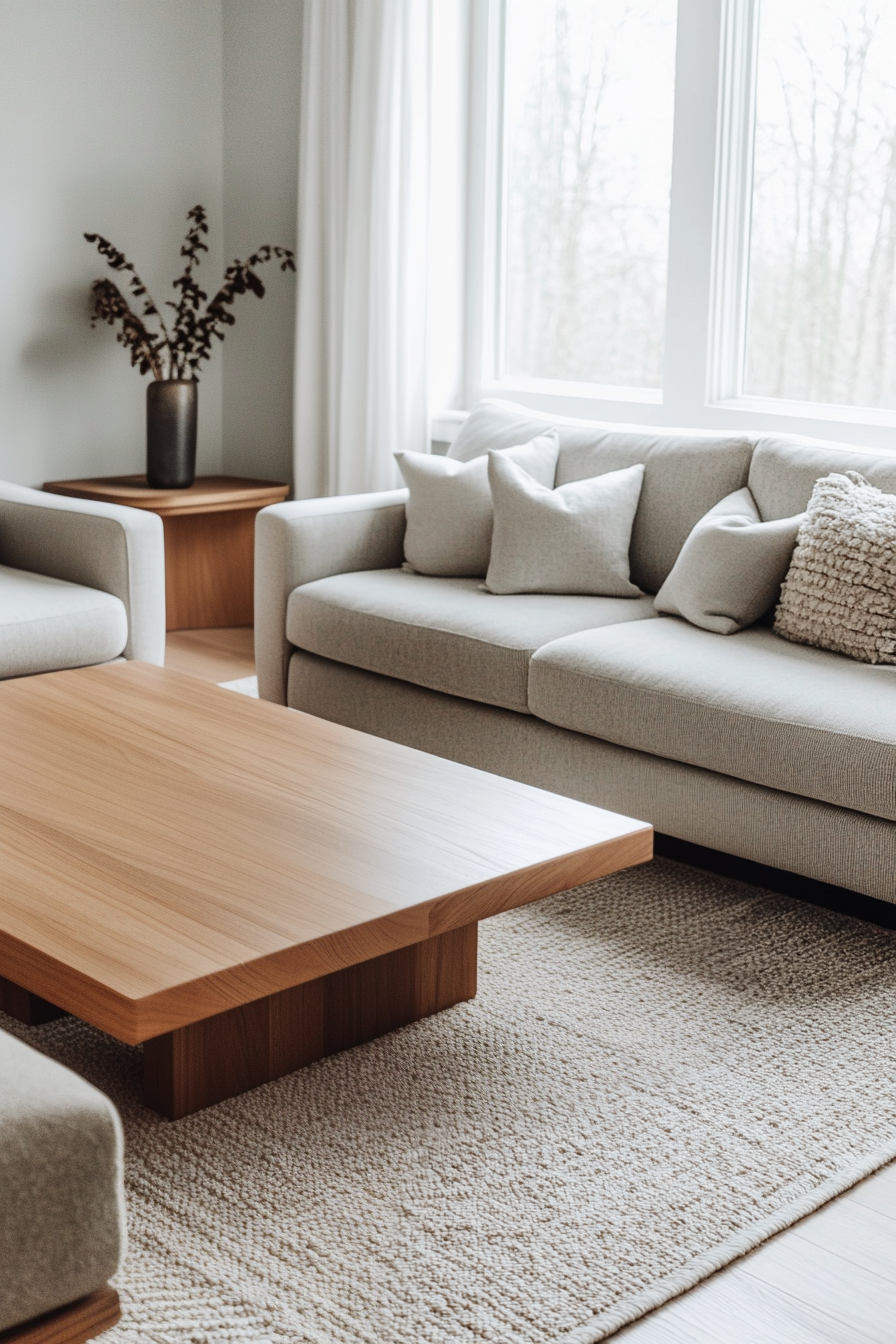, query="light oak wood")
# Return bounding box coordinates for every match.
[144,923,477,1118]
[165,626,255,684]
[43,476,288,629]
[0,662,650,1111]
[42,474,288,517]
[0,1288,120,1344]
